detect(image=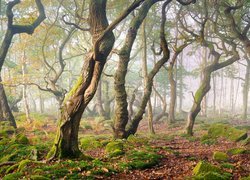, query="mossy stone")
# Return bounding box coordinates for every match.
[208,124,247,142]
[213,152,229,162]
[193,161,221,175]
[194,172,228,180]
[125,151,161,169]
